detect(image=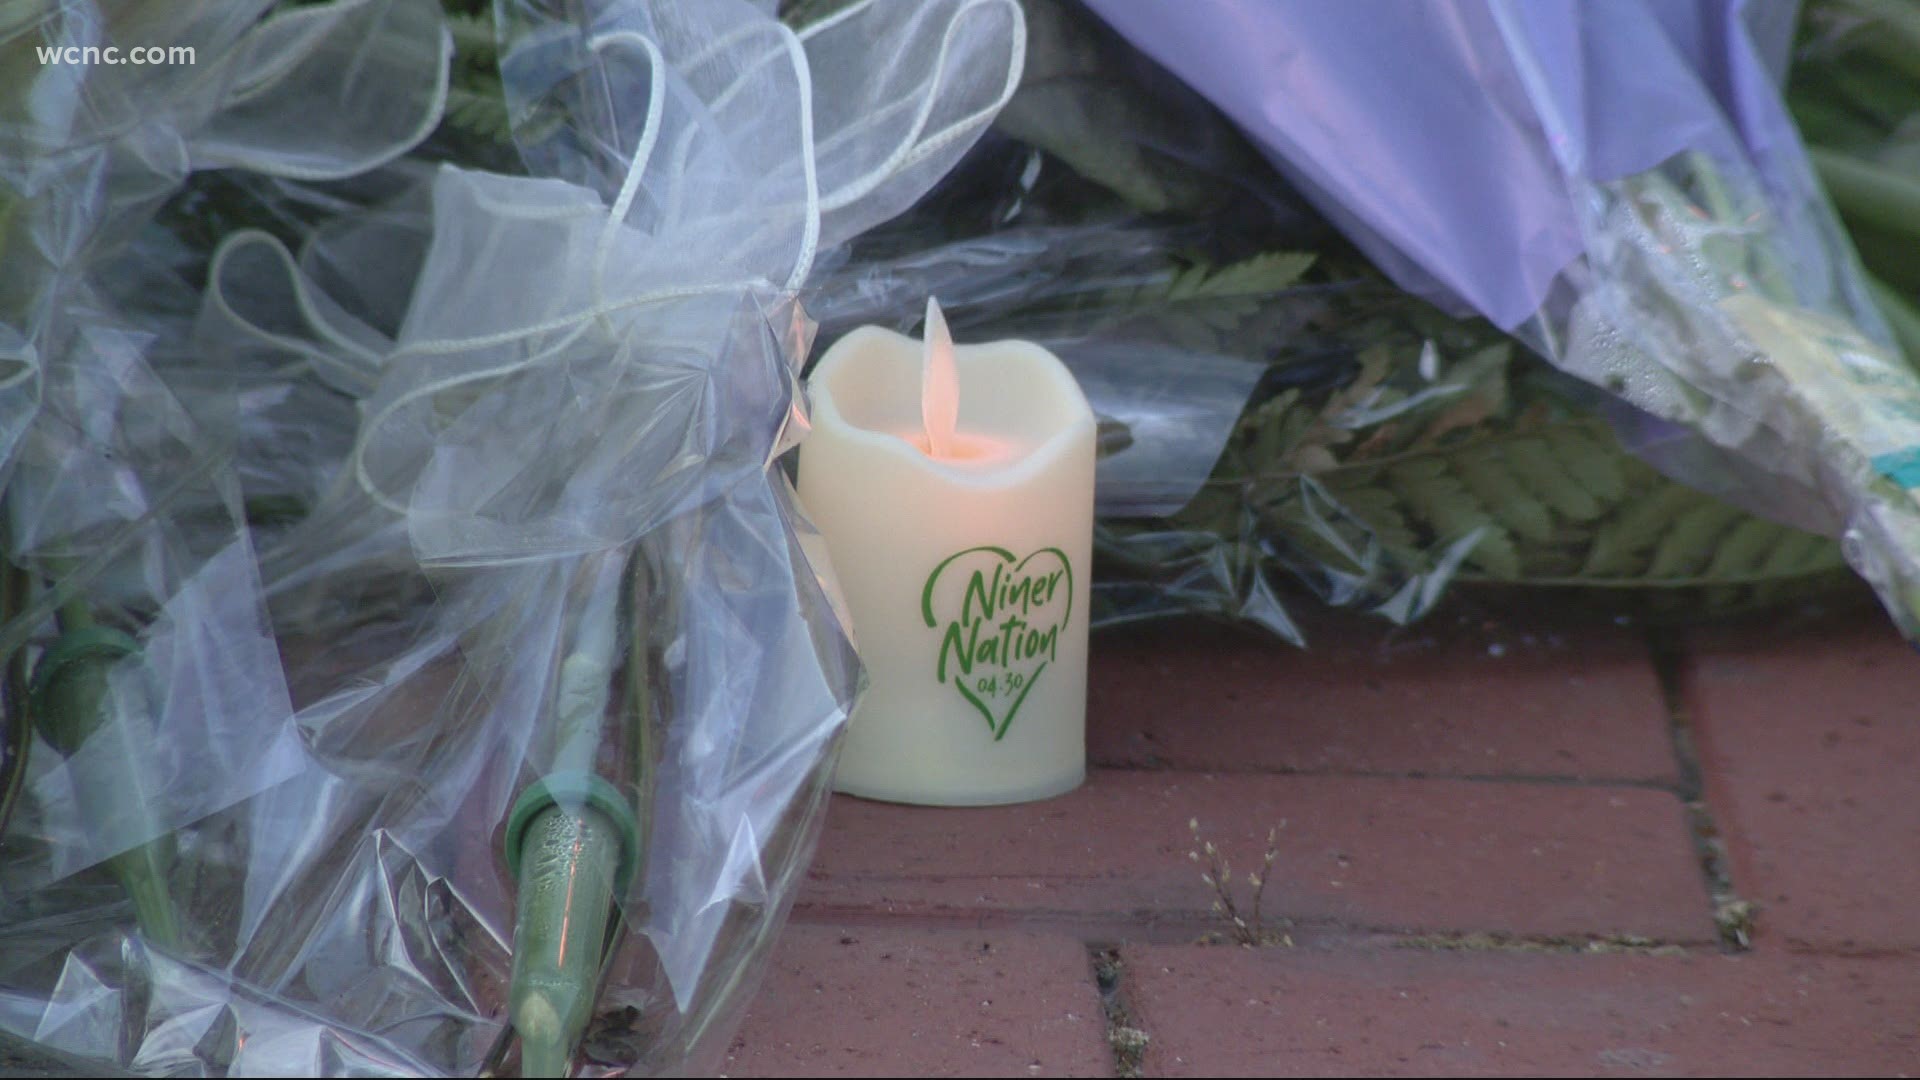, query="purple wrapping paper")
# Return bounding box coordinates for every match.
[1079,0,1811,332]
